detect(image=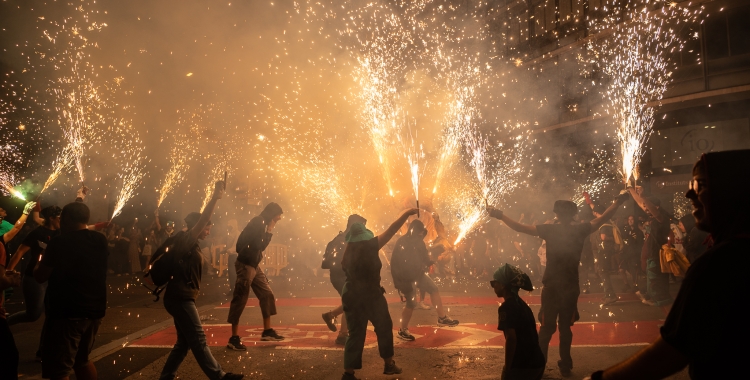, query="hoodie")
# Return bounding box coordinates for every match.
[236,203,282,267]
[660,149,750,379]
